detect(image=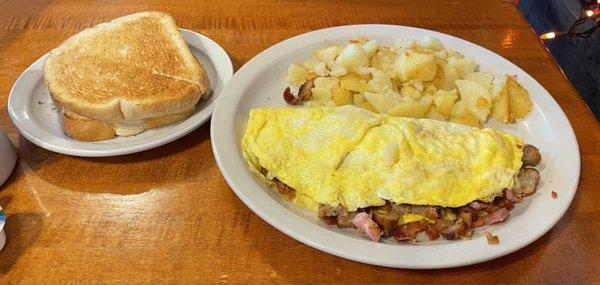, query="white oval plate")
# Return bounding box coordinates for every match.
[211,25,580,269]
[8,29,233,157]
